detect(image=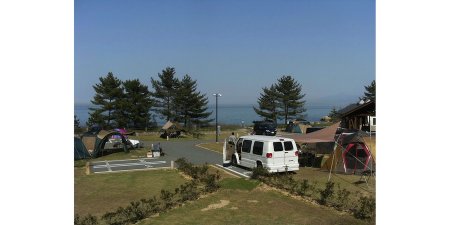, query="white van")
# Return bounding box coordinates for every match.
[223,135,300,173]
